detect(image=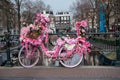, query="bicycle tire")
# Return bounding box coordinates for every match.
[59,46,83,68]
[18,46,40,68]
